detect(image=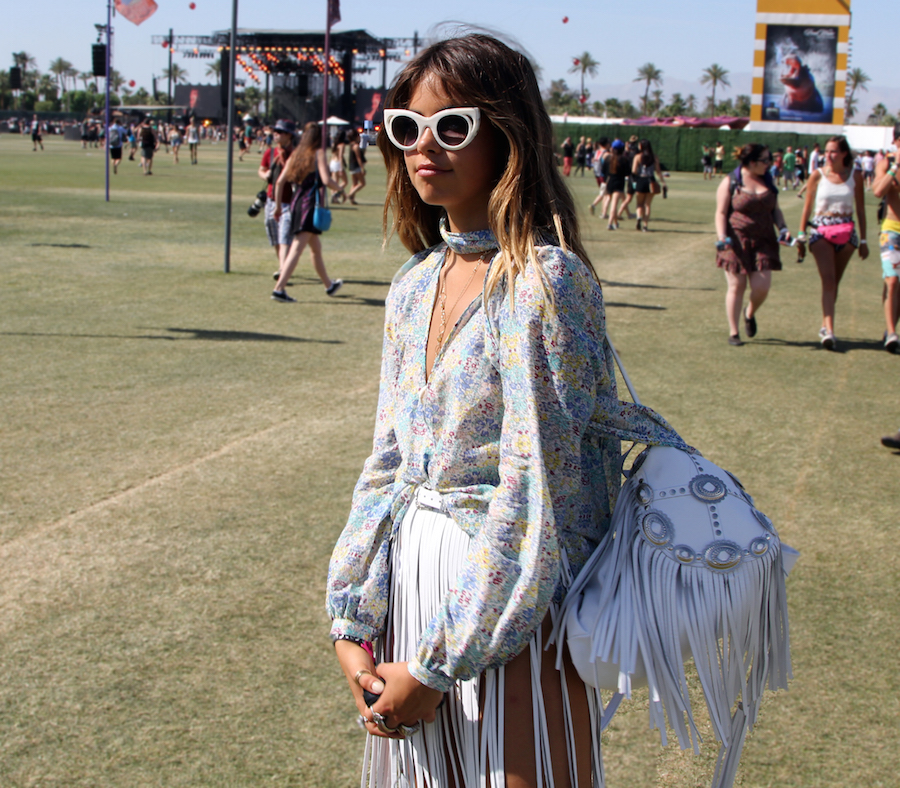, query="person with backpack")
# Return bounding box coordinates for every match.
[714,143,792,346]
[138,118,159,176]
[108,119,126,175]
